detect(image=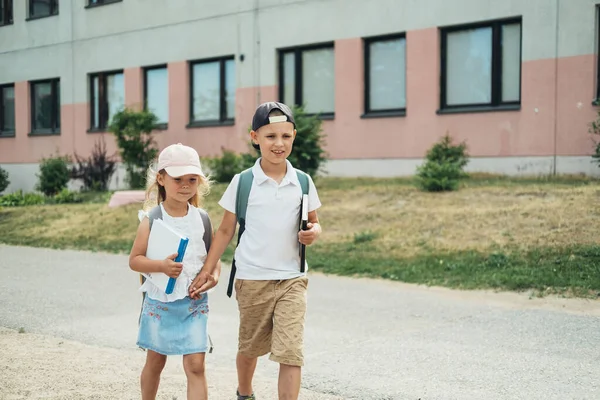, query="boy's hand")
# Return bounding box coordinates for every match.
[189,269,219,298]
[162,253,183,278]
[298,222,321,246]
